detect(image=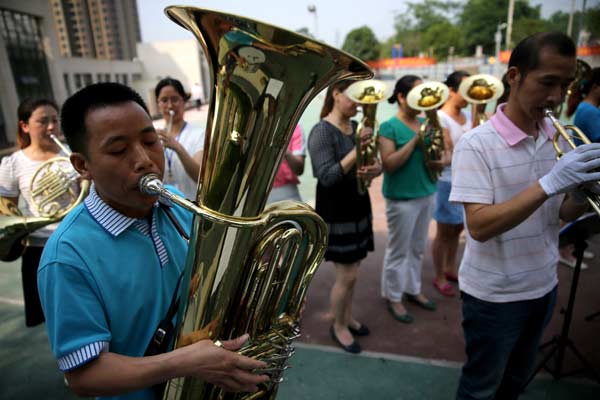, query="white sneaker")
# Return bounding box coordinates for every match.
[559,256,589,270]
[584,250,594,259]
